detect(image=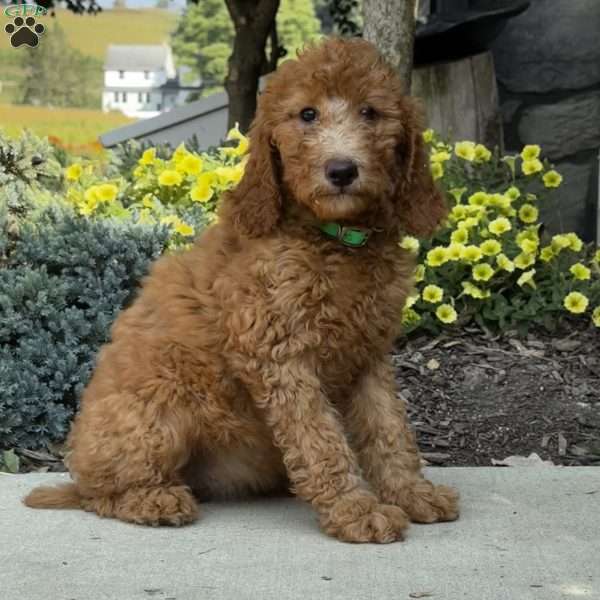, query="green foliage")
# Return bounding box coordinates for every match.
[0,129,63,259]
[18,22,102,109]
[171,0,321,95]
[0,203,169,450]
